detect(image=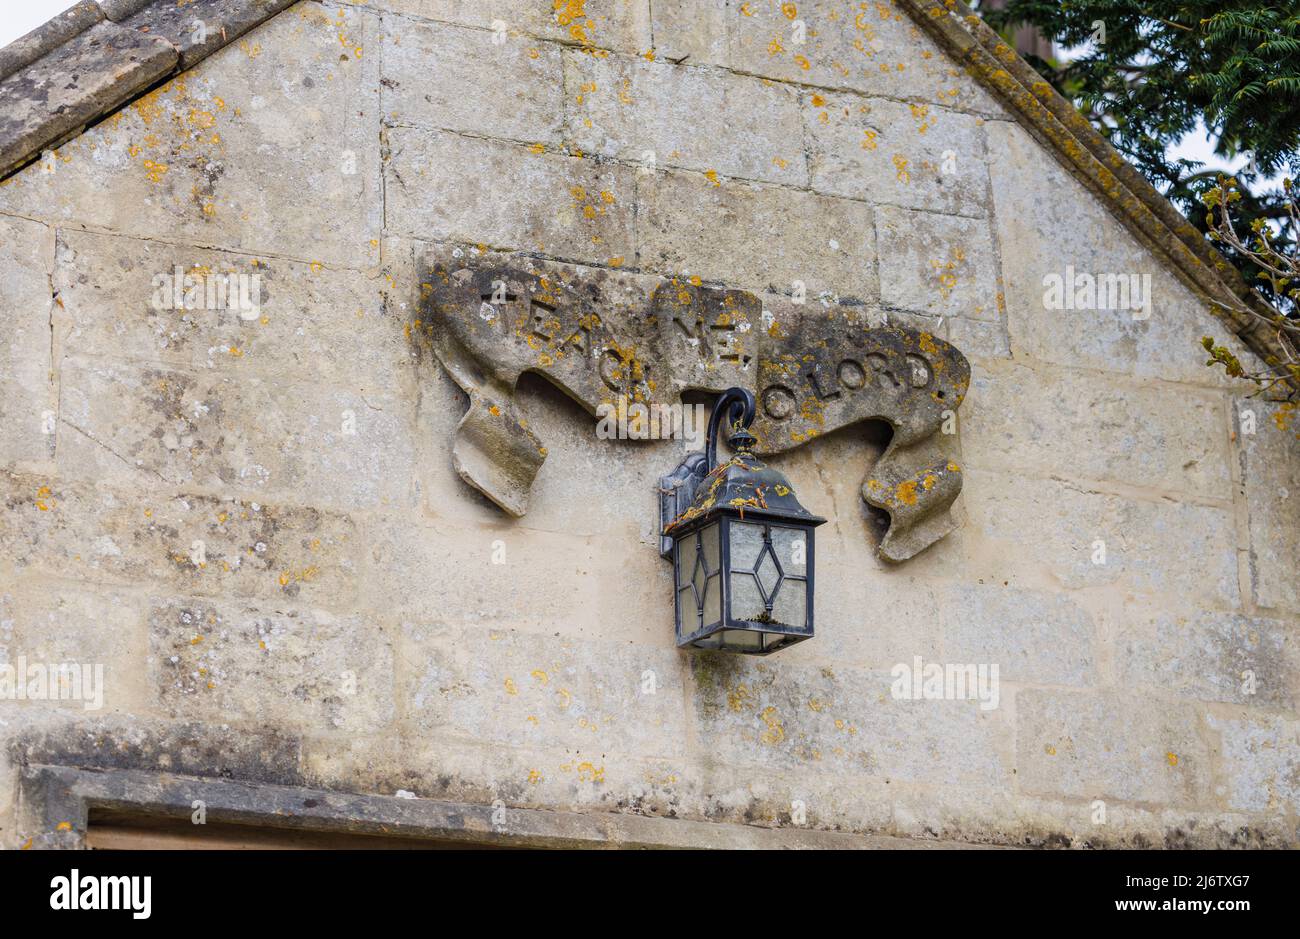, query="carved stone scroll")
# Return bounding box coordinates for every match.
[416,250,970,561]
